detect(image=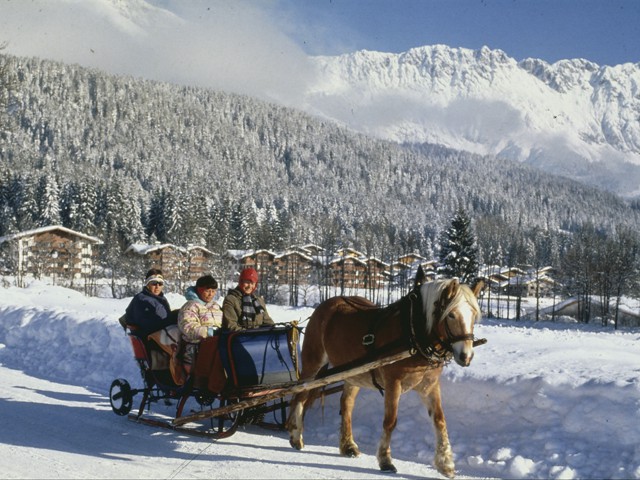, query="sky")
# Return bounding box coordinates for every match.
[1,0,639,199]
[272,0,640,66]
[0,281,639,479]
